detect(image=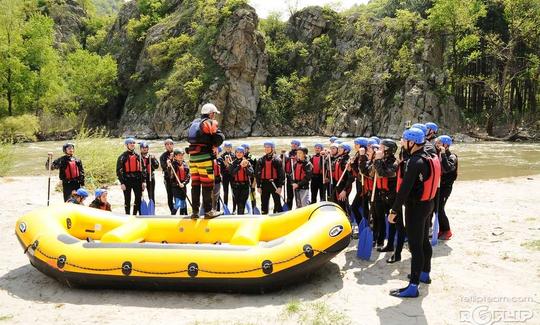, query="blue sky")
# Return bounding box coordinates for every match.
[249,0,370,18]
